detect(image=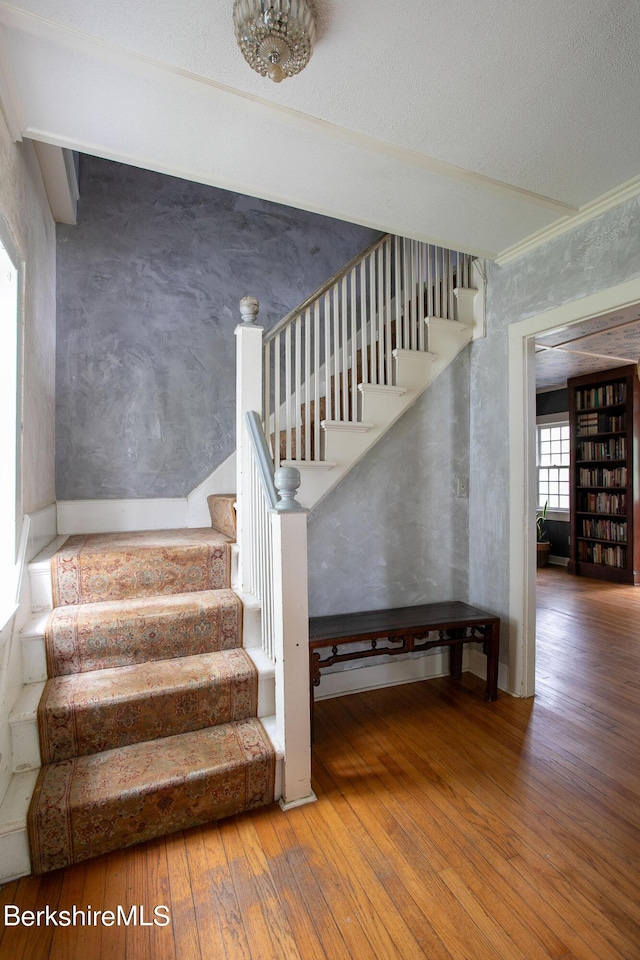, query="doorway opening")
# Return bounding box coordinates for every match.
[507,276,640,698]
